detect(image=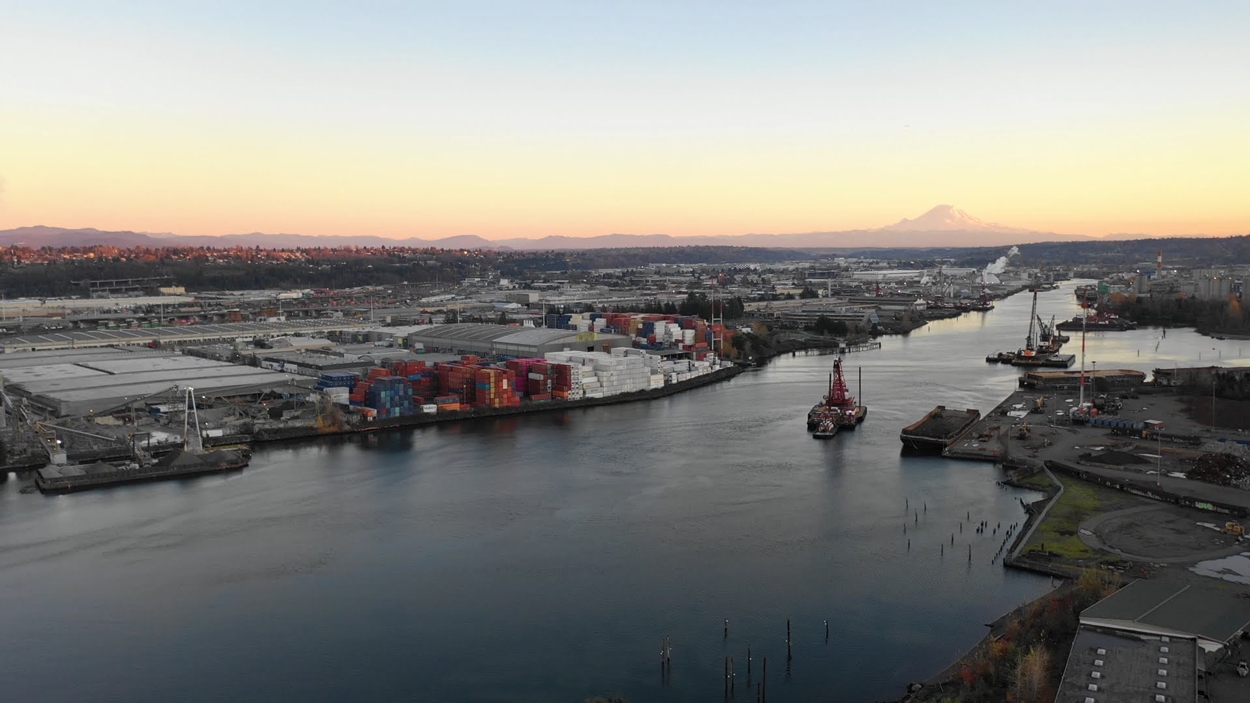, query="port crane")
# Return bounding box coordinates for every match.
[1027,290,1039,350]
